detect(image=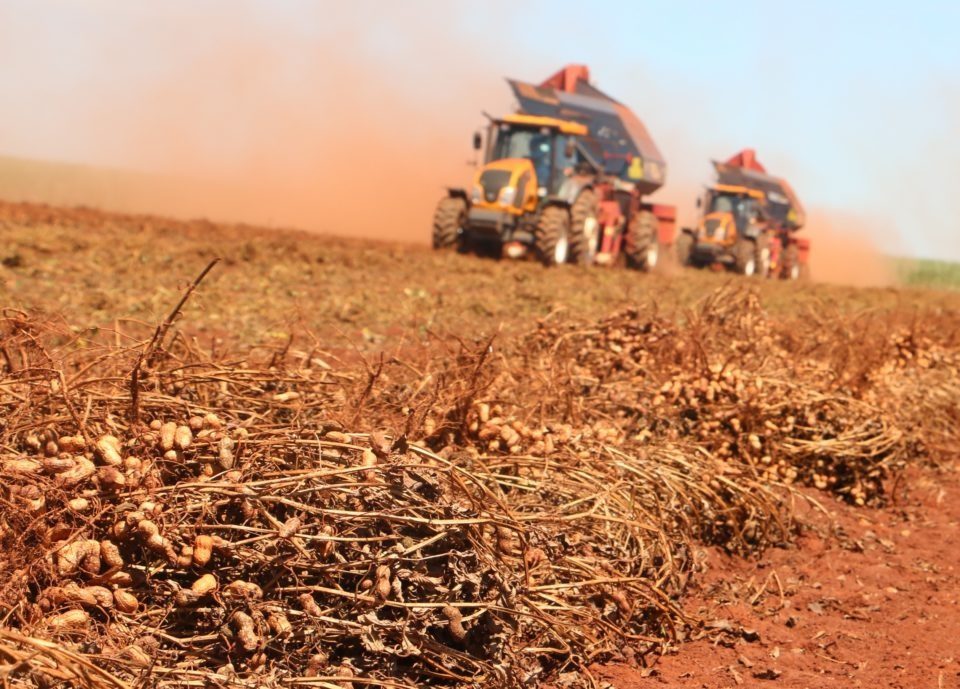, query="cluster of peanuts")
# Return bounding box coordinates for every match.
[2,412,258,633]
[567,319,674,377]
[137,412,242,476]
[4,412,241,513]
[36,494,228,631]
[38,539,137,631]
[648,363,886,502]
[510,303,905,507]
[652,362,755,411]
[6,429,154,513]
[888,329,943,370]
[464,402,622,457]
